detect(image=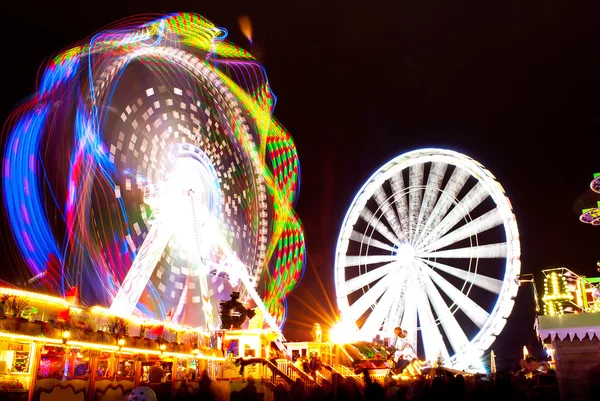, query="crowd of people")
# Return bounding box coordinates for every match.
[170,354,559,401]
